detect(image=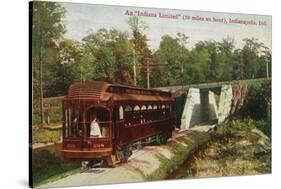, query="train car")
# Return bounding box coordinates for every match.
[62,80,175,166]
